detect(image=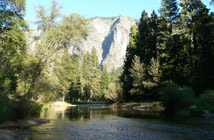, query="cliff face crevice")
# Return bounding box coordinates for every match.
[101,18,121,68]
